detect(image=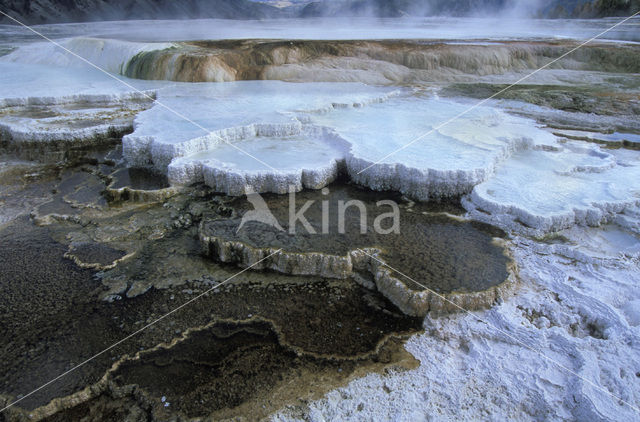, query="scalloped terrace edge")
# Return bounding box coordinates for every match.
[1,316,419,421]
[199,223,518,317]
